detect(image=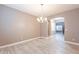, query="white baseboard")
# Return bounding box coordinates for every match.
[0,37,41,49]
[0,36,78,49]
[36,37,79,46]
[40,36,49,39]
[65,41,79,46]
[40,35,54,39]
